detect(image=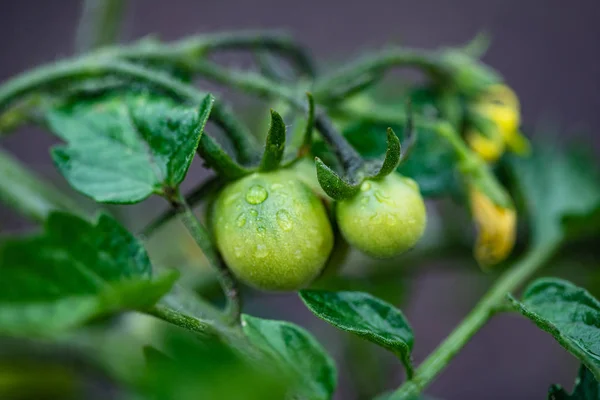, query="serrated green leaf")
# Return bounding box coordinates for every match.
[300,290,414,378]
[507,144,600,246]
[0,212,178,336]
[549,365,600,400]
[508,278,600,380]
[47,93,214,203]
[241,314,337,400]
